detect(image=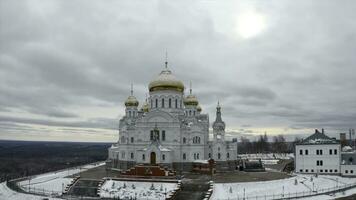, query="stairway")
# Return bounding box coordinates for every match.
[175,179,211,200]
